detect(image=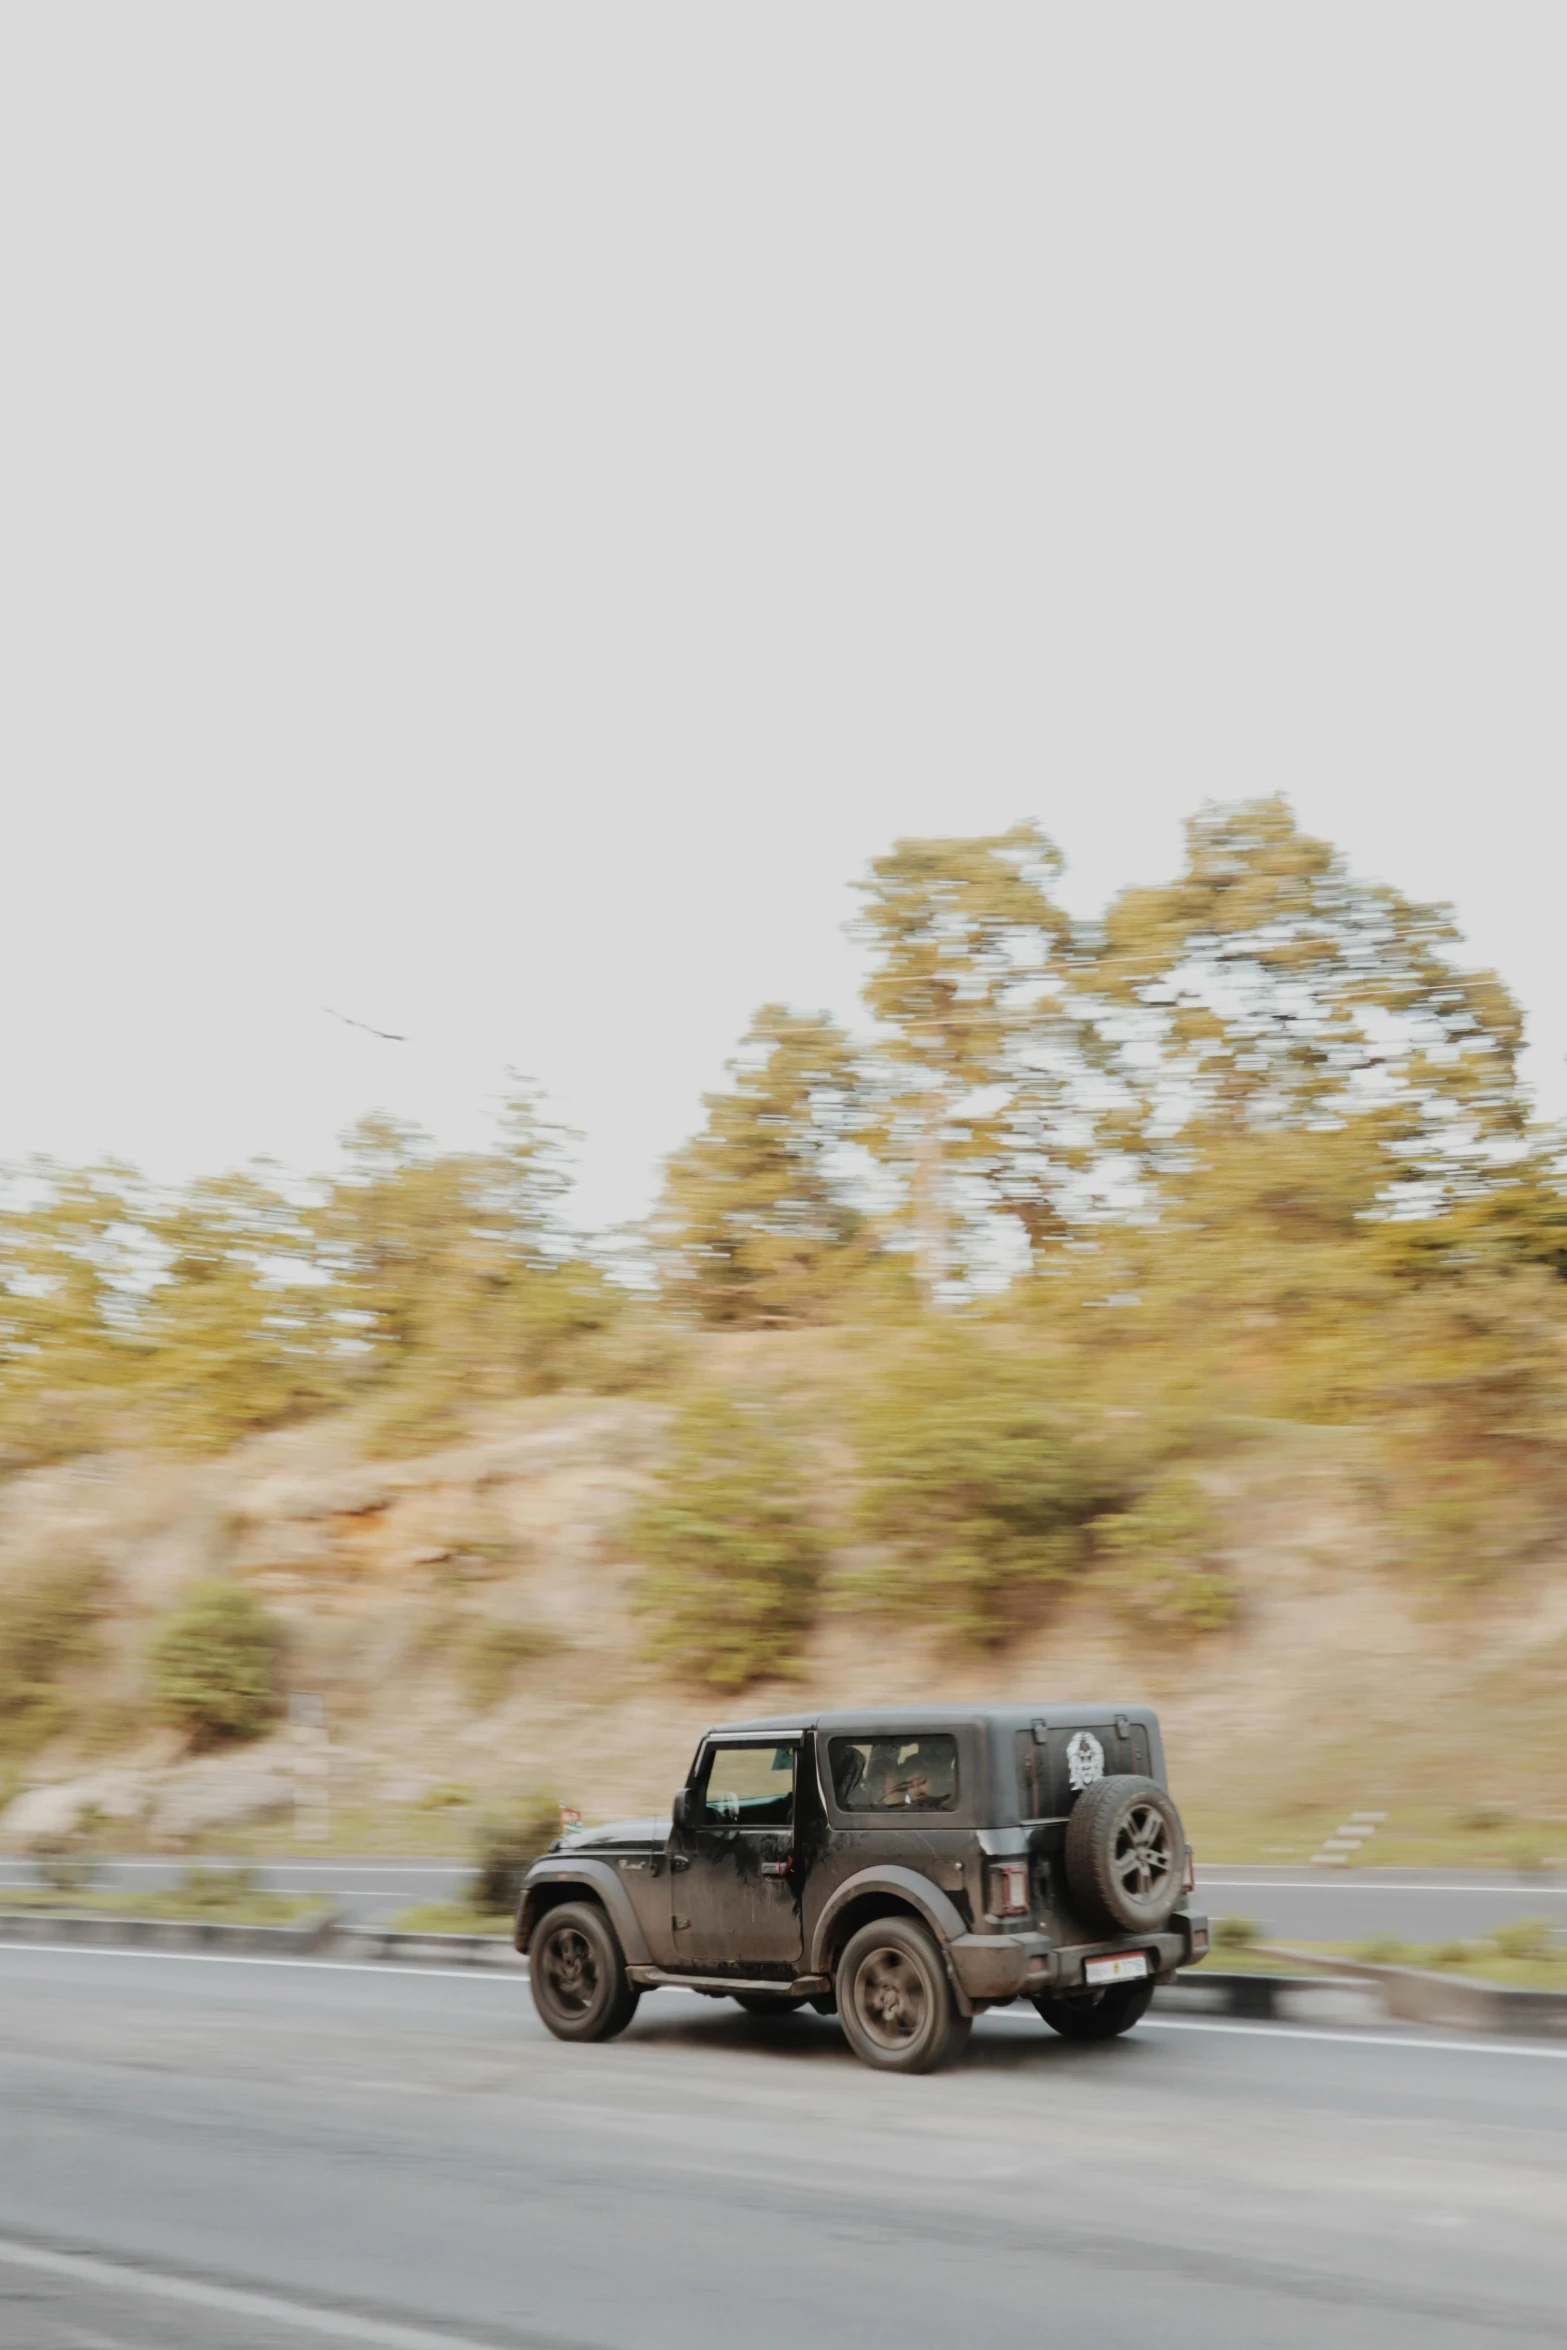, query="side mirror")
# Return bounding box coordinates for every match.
[672,1789,689,1833]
